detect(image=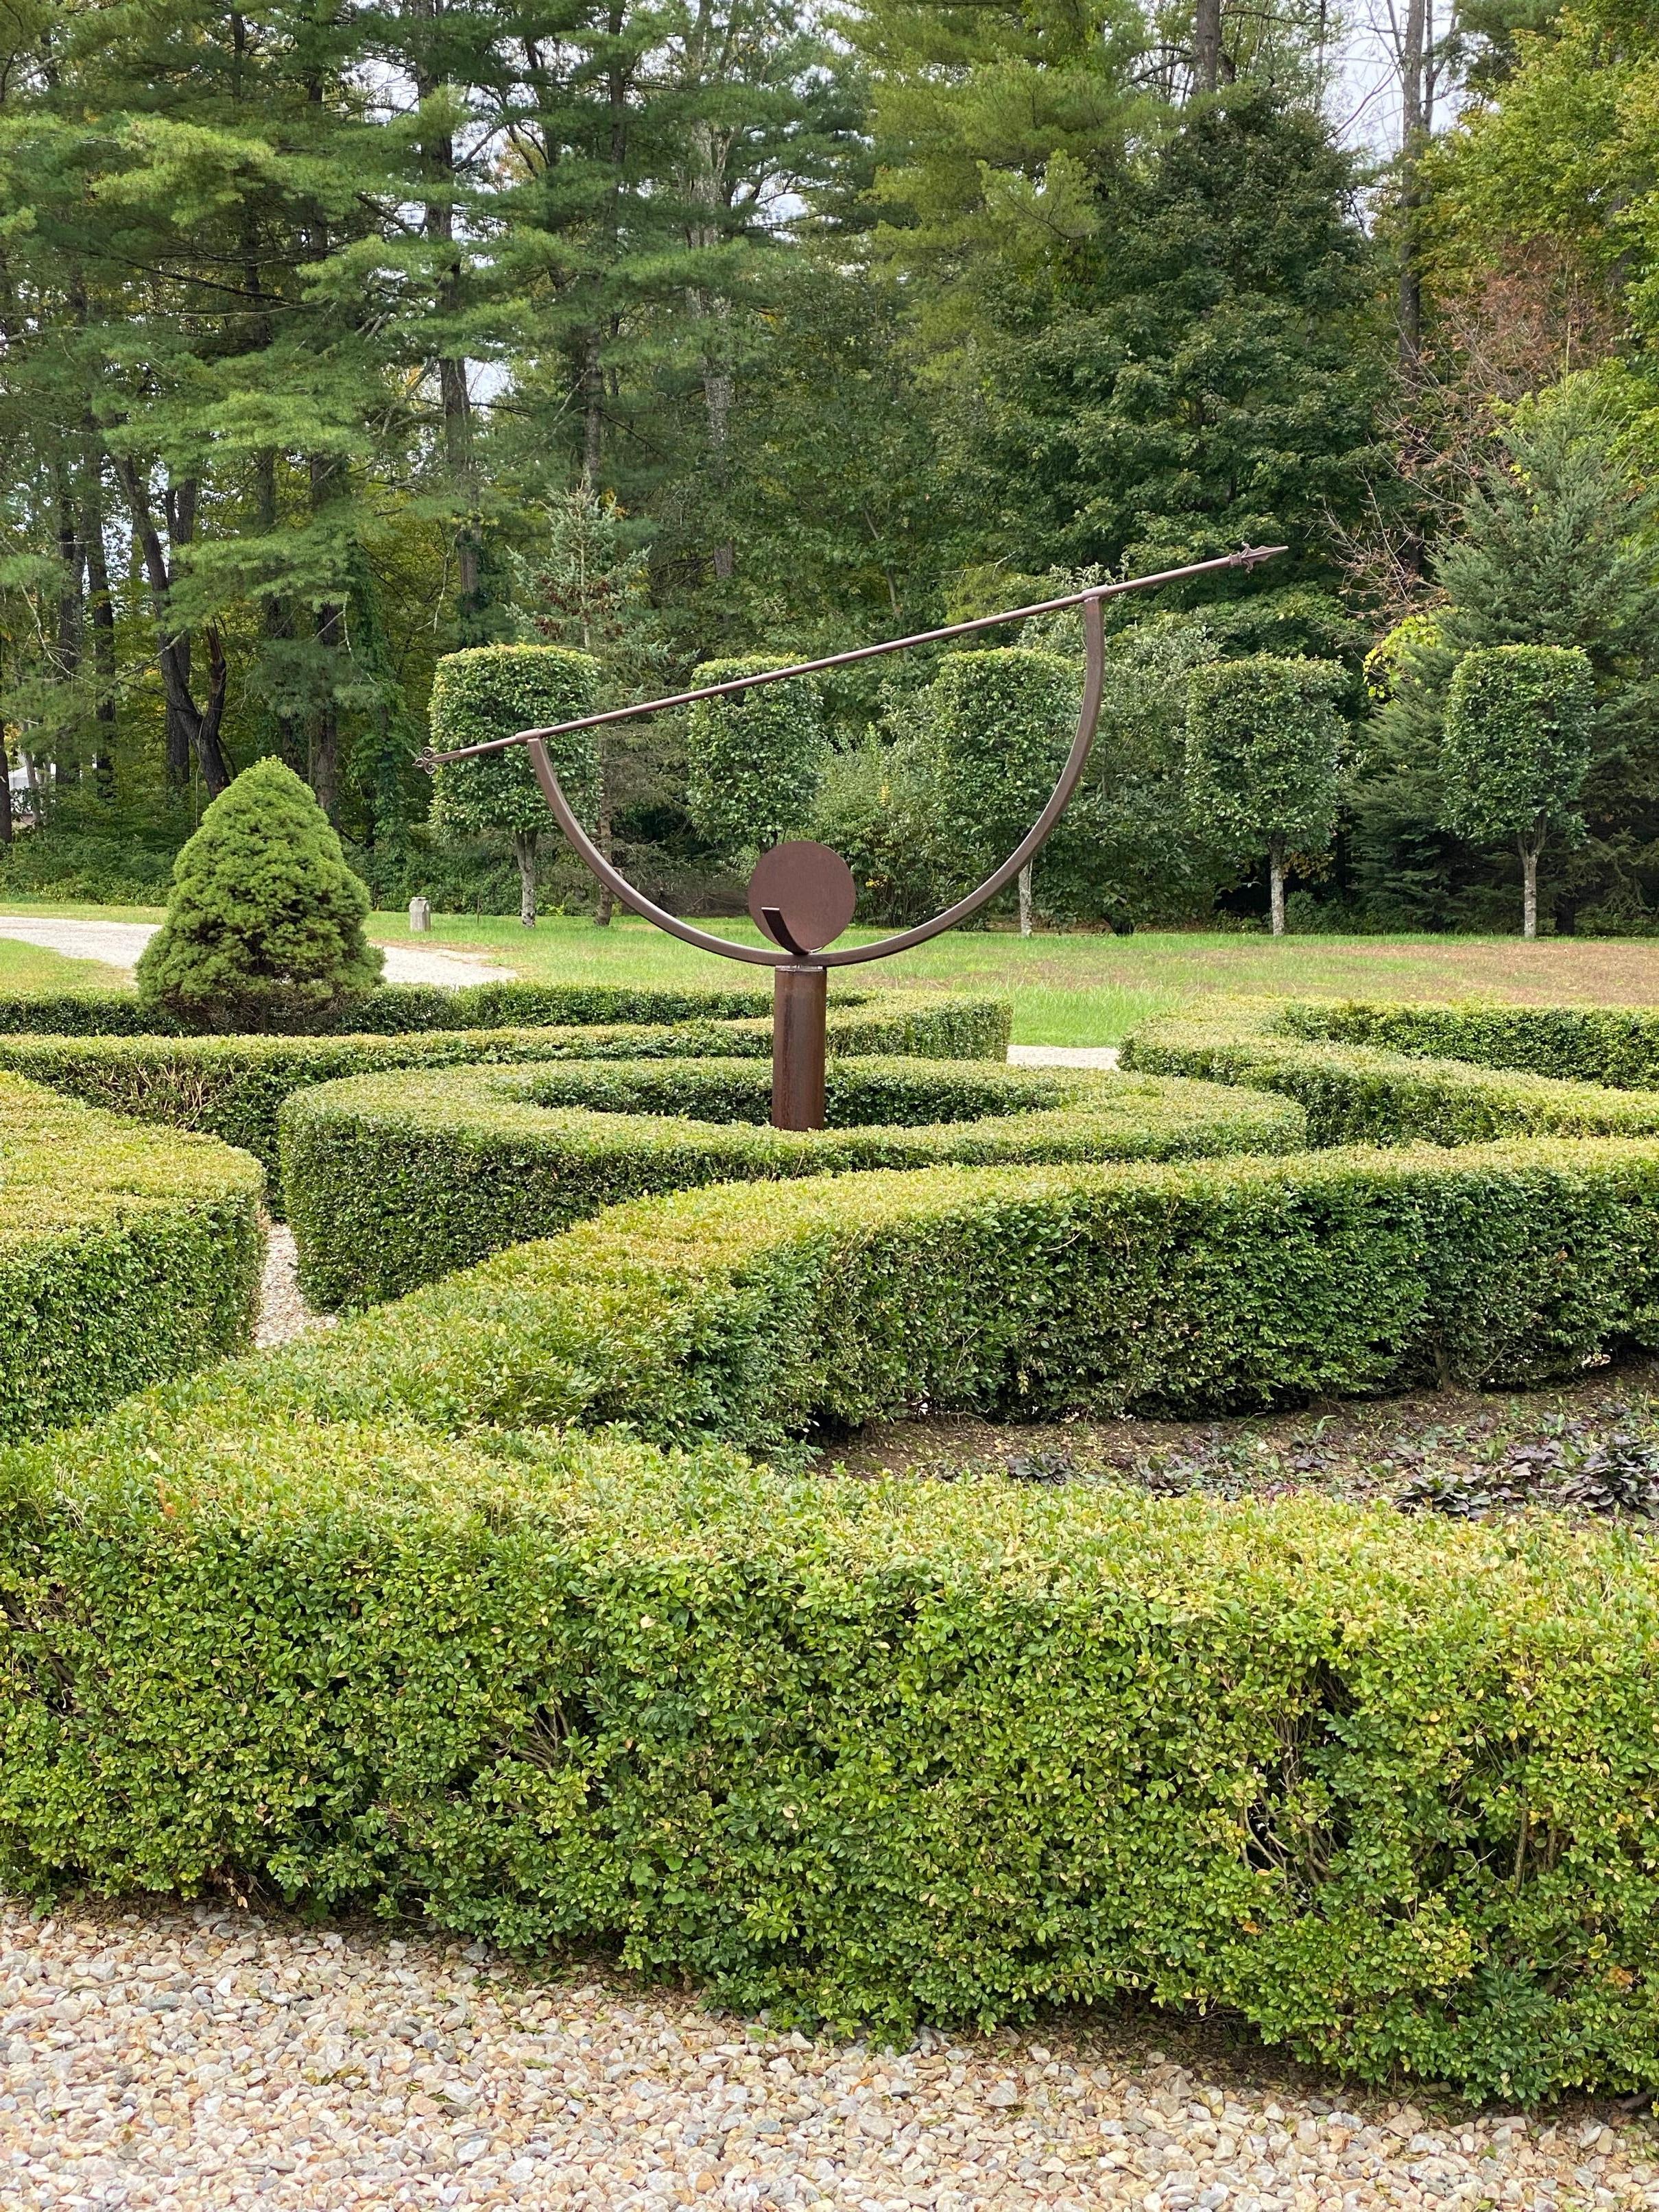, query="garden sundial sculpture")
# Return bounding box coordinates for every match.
[425,546,1285,1129]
